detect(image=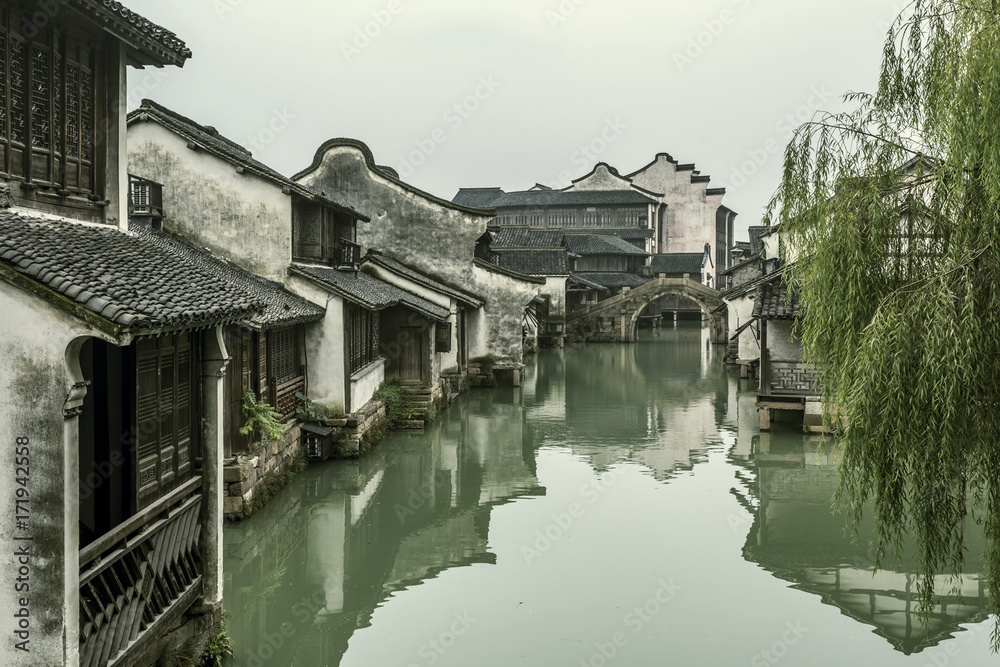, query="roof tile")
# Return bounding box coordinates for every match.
[0,212,261,330]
